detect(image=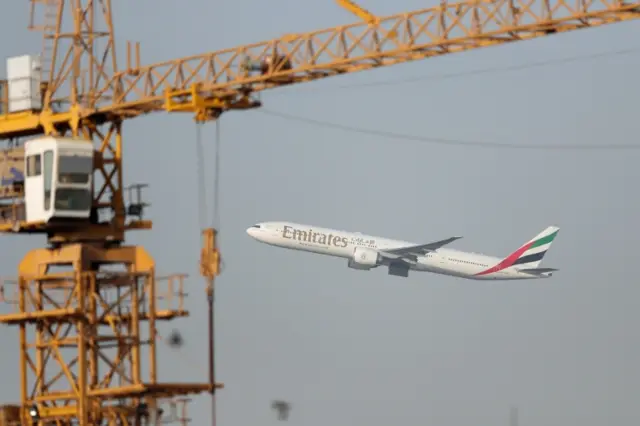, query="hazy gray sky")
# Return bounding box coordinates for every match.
[1,1,639,425]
